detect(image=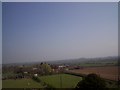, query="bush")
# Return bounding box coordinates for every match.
[76,73,107,90]
[32,76,41,83]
